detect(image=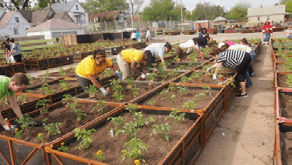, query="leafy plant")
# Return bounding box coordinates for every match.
[116,121,140,139]
[202,86,211,94]
[58,142,68,152]
[150,123,171,140]
[178,86,188,95]
[37,133,44,142]
[168,94,176,102]
[85,84,98,97]
[92,100,107,113]
[44,122,62,136]
[95,150,106,162]
[166,108,185,123]
[59,79,72,90]
[132,112,155,128]
[61,94,73,105]
[74,128,95,150]
[125,103,138,114]
[17,95,27,104]
[14,128,23,139]
[121,137,148,161]
[16,114,33,129]
[108,116,125,134]
[27,75,34,85]
[147,100,156,105]
[58,67,66,77]
[0,96,9,106]
[74,108,87,122]
[40,70,50,82]
[36,99,50,114]
[183,101,197,110]
[41,83,54,95]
